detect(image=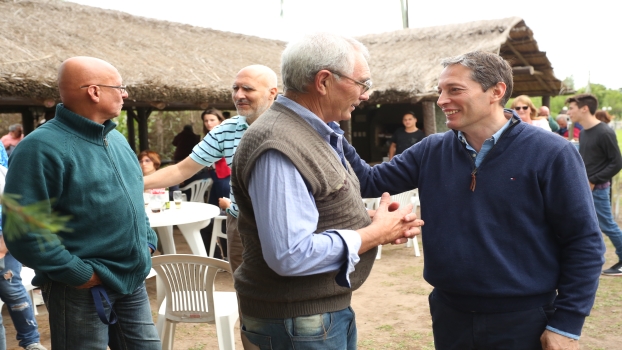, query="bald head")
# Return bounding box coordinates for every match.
[58,56,127,124]
[232,65,278,124]
[538,106,550,117]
